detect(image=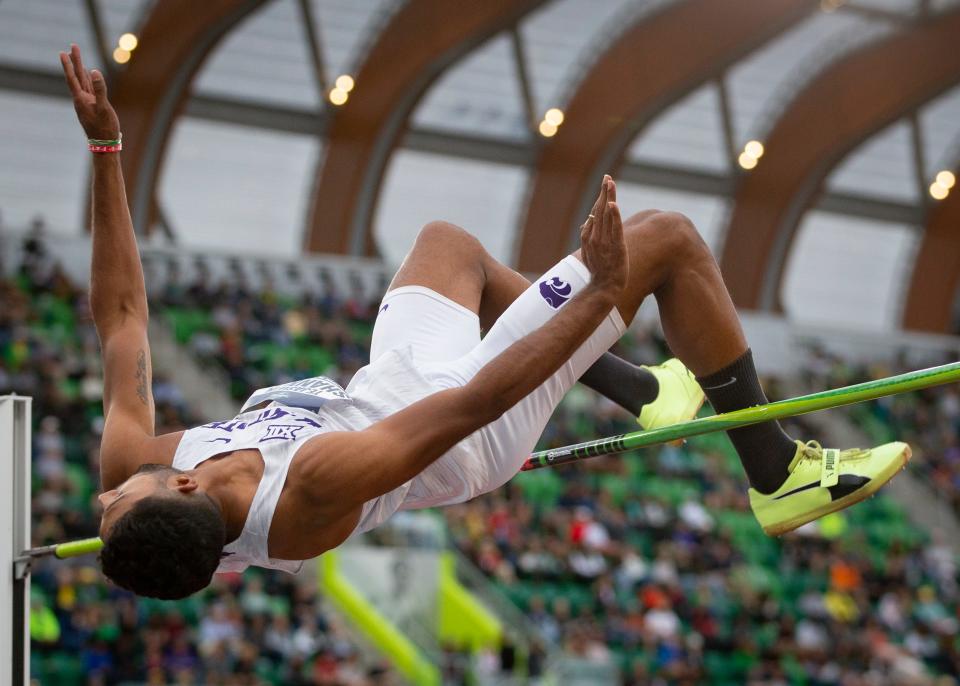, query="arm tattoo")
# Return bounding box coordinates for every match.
[135,349,148,405]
